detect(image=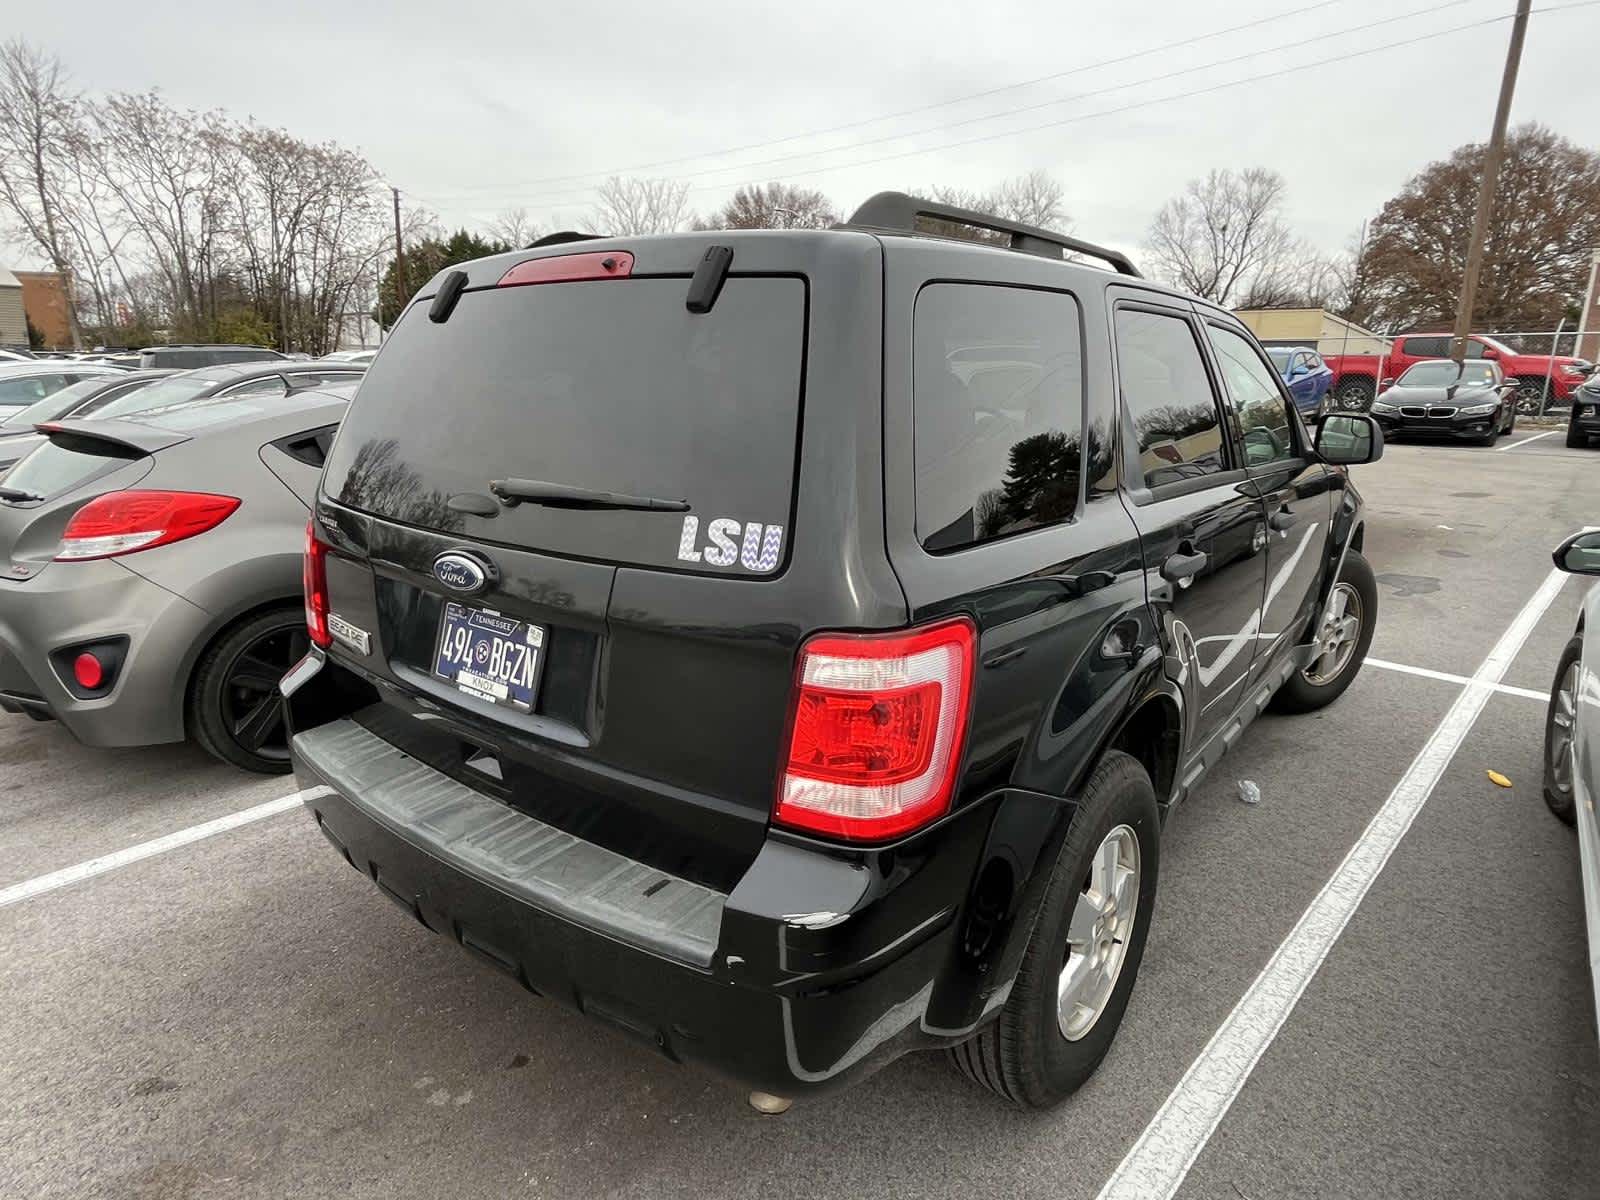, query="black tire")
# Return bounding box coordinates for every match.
[1503,408,1516,436]
[1334,377,1374,412]
[188,605,308,774]
[948,750,1160,1108]
[1543,636,1582,827]
[1271,550,1378,714]
[1569,421,1589,449]
[1513,377,1548,415]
